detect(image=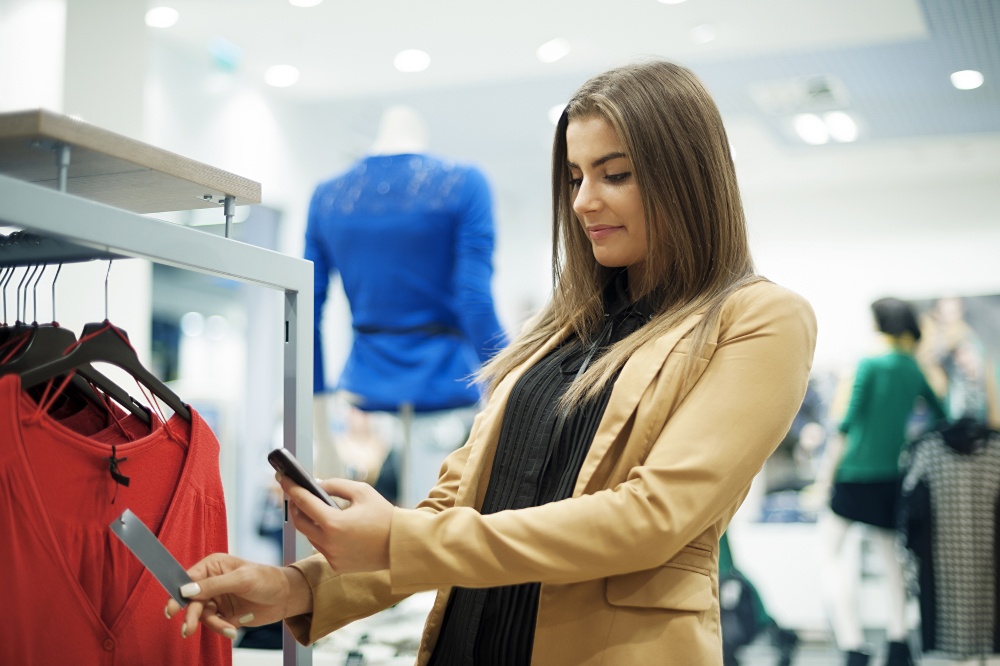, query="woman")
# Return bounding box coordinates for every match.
[166,60,817,665]
[816,297,947,666]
